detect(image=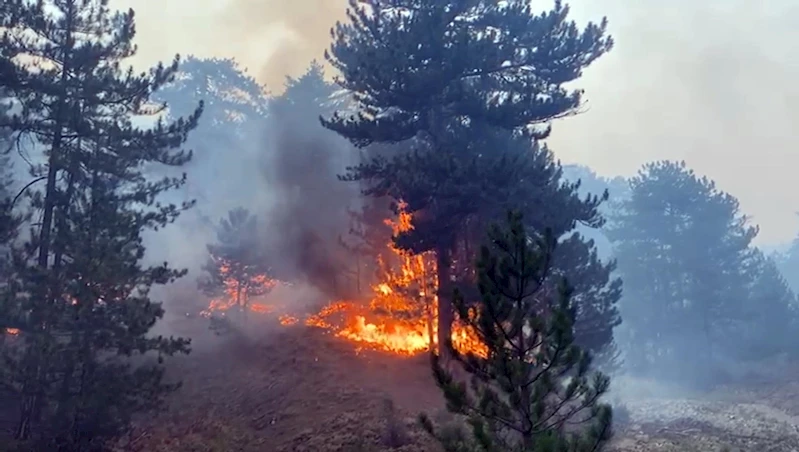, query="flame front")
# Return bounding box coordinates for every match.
[307,202,487,358]
[200,258,278,318]
[200,202,488,358]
